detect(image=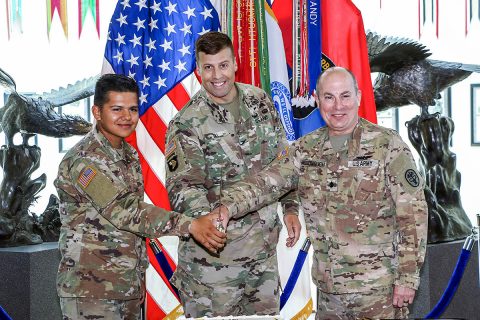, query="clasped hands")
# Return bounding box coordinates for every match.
[189,205,302,254]
[188,205,229,253]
